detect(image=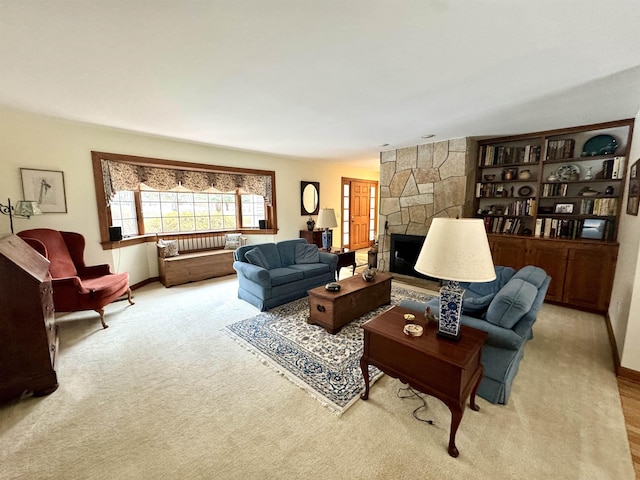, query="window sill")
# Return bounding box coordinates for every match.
[100,229,278,250]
